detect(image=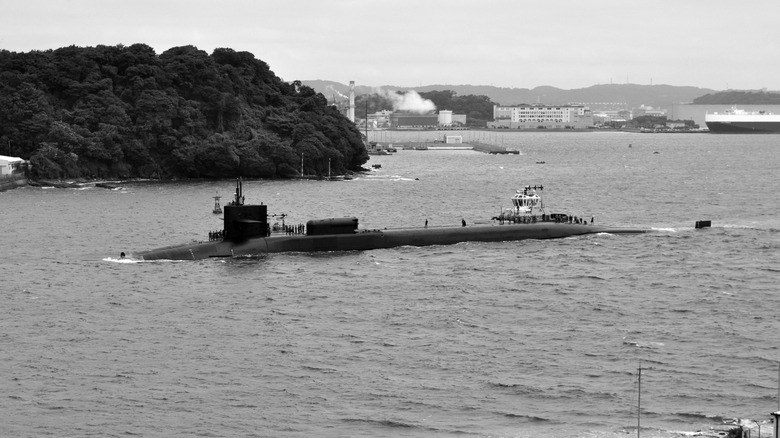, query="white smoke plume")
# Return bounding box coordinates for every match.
[326,85,348,100]
[385,90,436,114]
